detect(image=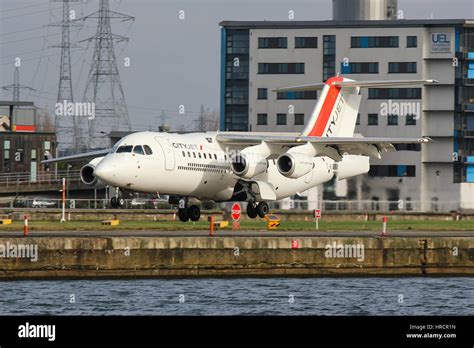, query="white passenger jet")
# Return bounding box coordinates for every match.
[44,77,437,222]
